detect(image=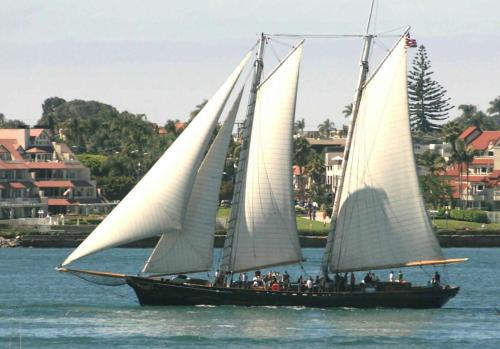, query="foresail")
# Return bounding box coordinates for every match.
[228,43,304,272]
[142,88,244,275]
[62,52,251,266]
[327,38,443,273]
